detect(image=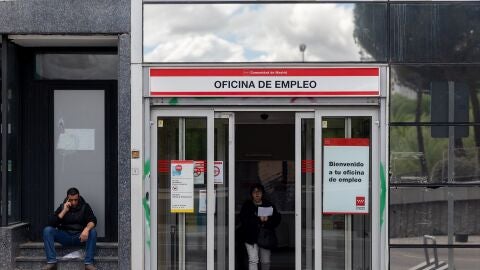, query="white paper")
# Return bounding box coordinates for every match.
[199,190,207,213]
[199,189,216,214]
[258,206,273,217]
[57,129,95,150]
[194,160,205,185]
[61,250,84,260]
[214,161,224,184]
[170,160,195,213]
